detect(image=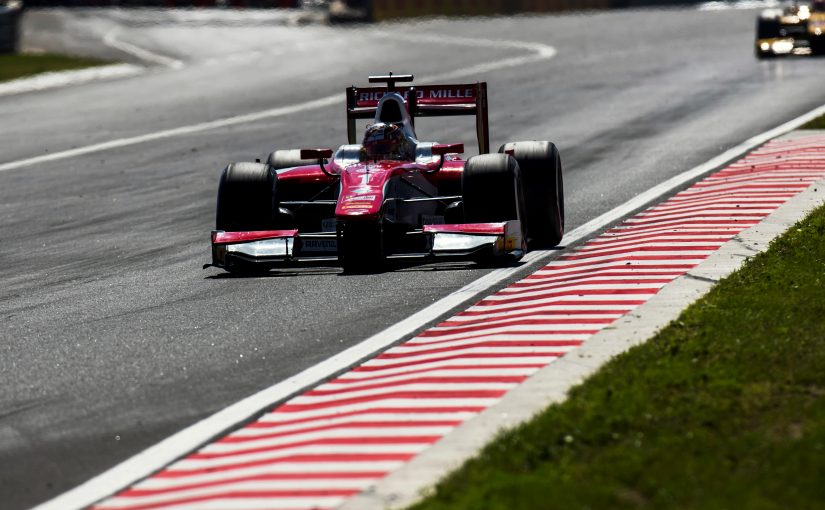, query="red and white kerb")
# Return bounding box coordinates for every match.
[93,135,825,510]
